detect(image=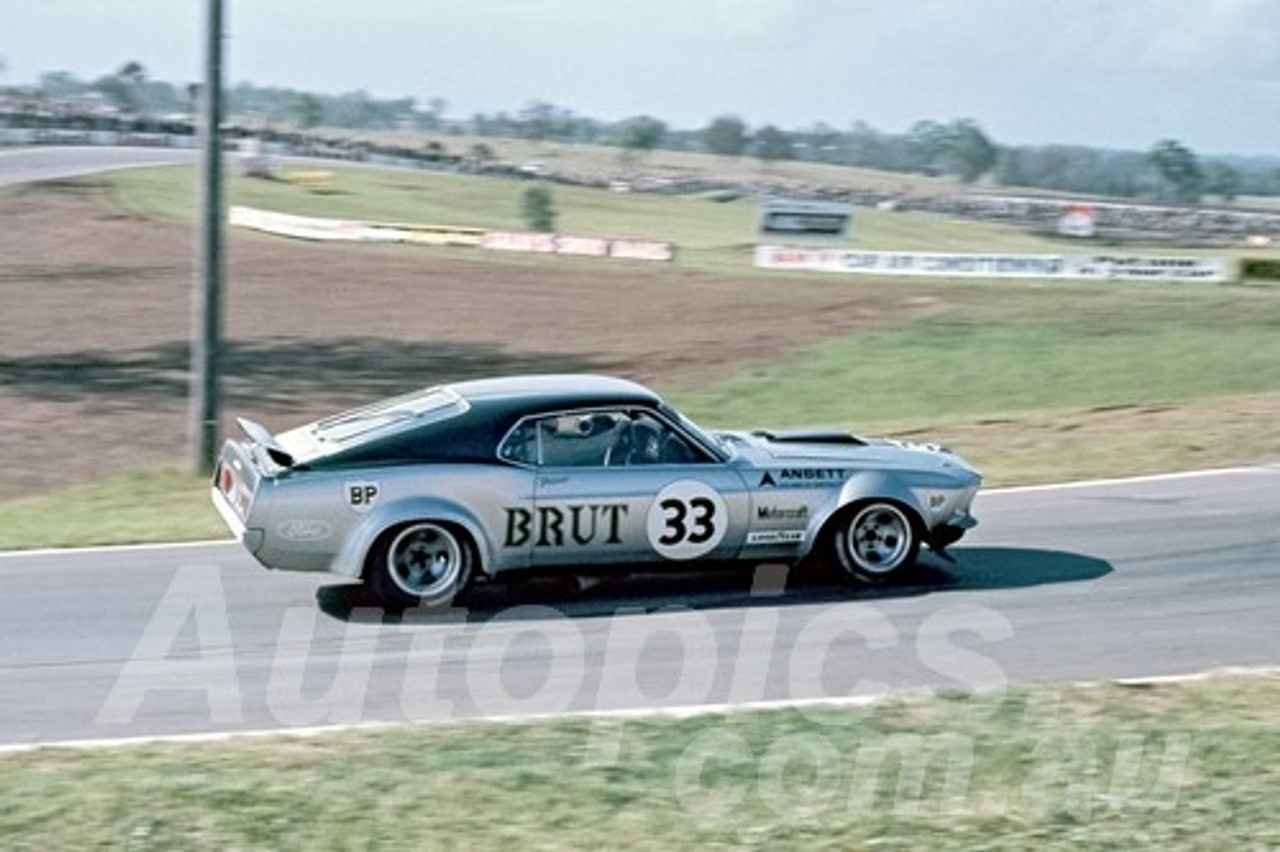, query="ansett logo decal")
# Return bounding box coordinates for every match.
[759,469,848,488]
